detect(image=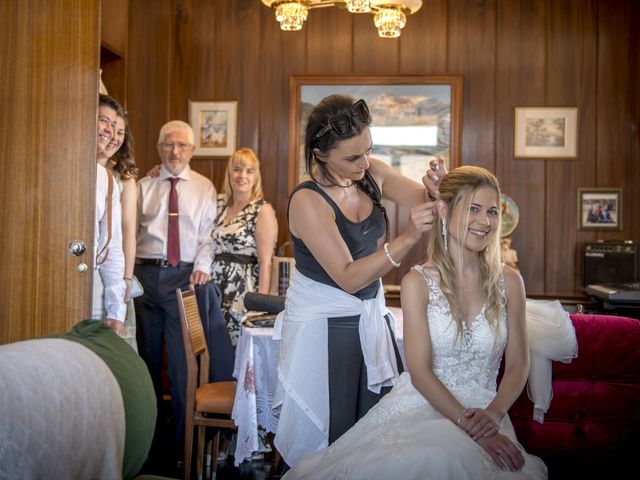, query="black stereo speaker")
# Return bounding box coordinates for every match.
[582,242,640,287]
